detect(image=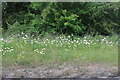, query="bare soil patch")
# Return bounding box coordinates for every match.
[2,63,118,78]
